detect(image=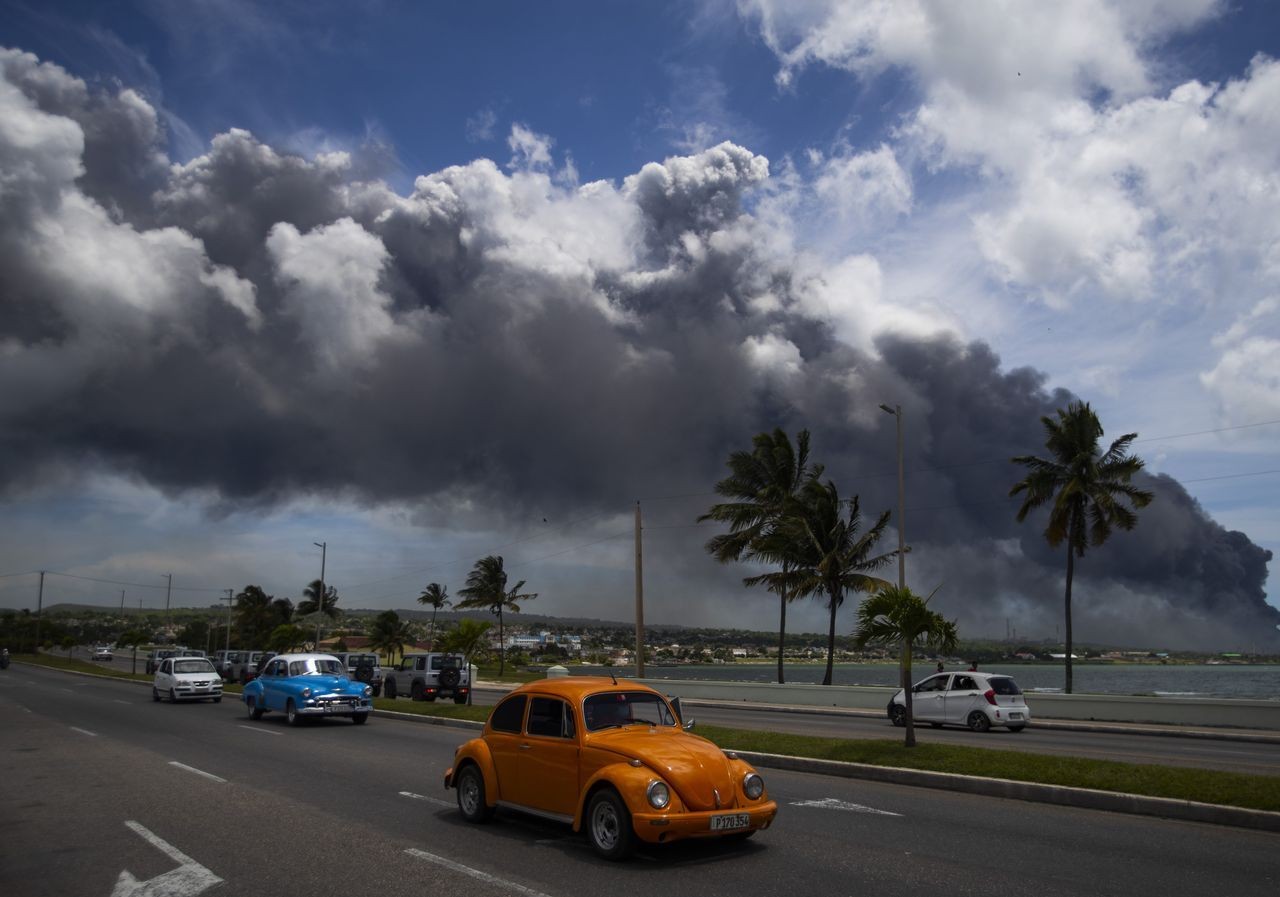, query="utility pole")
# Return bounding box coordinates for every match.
[224,589,233,654]
[314,542,327,650]
[162,573,173,642]
[879,403,906,590]
[34,570,45,652]
[120,589,126,615]
[634,501,645,679]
